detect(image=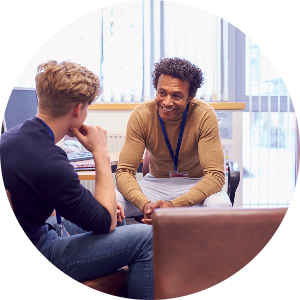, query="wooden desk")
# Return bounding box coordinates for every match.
[71,152,143,180]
